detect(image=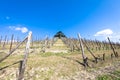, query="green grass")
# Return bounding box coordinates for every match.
[39,52,76,57]
[97,75,113,80]
[97,70,120,80]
